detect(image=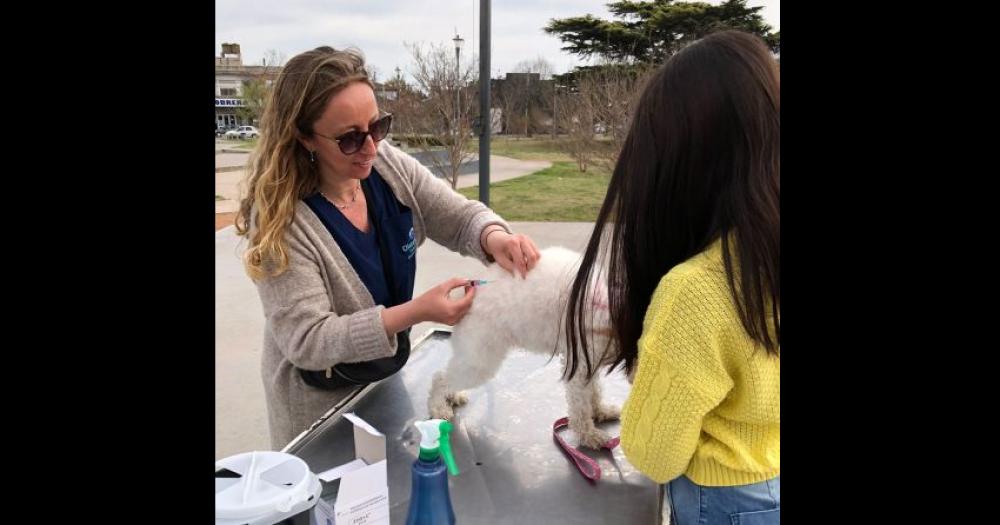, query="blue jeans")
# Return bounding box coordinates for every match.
[665,475,780,525]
